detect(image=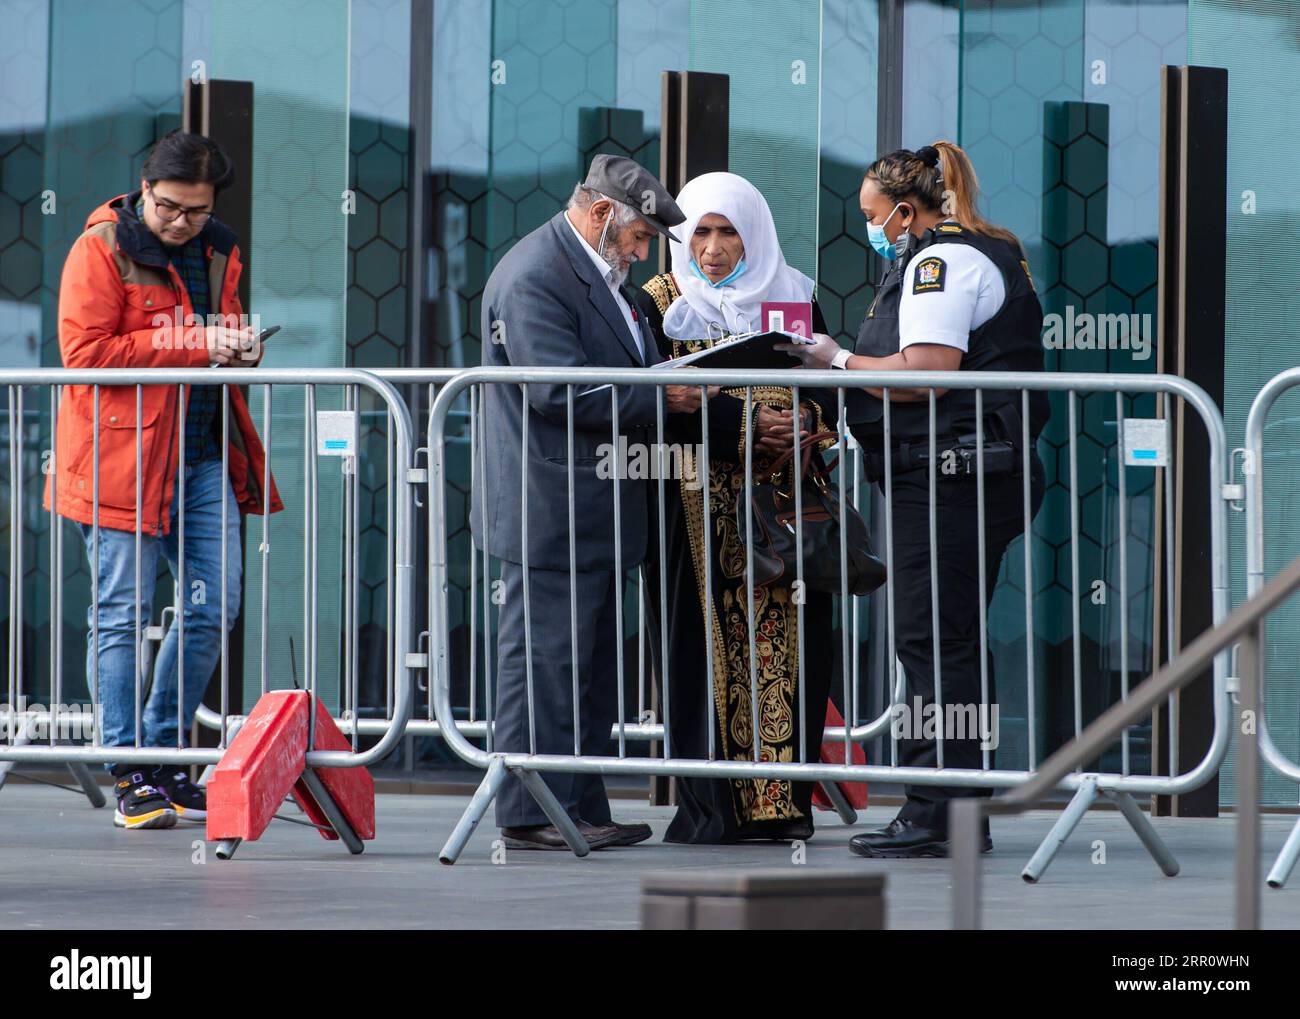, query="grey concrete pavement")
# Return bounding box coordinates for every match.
[2,783,1298,929]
